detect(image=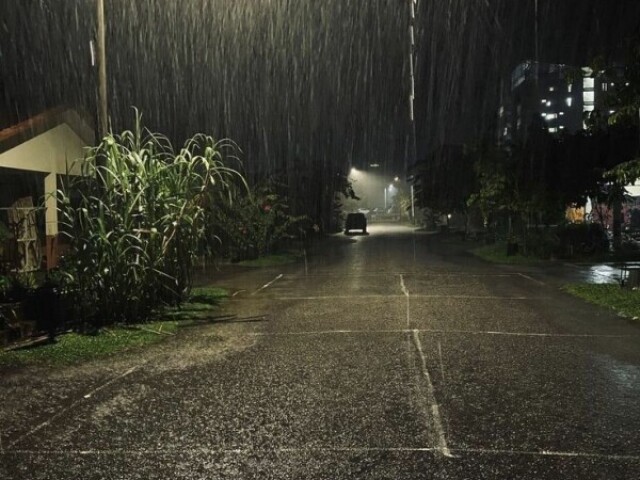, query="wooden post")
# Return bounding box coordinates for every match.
[44,173,59,269]
[96,0,108,139]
